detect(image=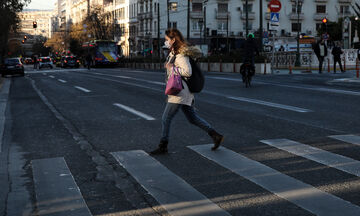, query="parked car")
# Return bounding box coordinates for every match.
[61,56,80,68]
[0,58,25,77]
[38,57,53,69]
[24,57,34,64]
